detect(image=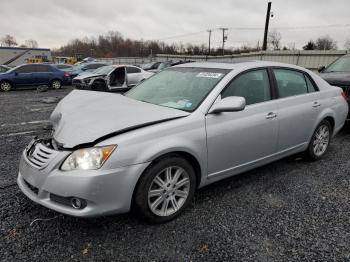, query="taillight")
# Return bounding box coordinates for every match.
[64,72,70,77]
[341,91,347,100]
